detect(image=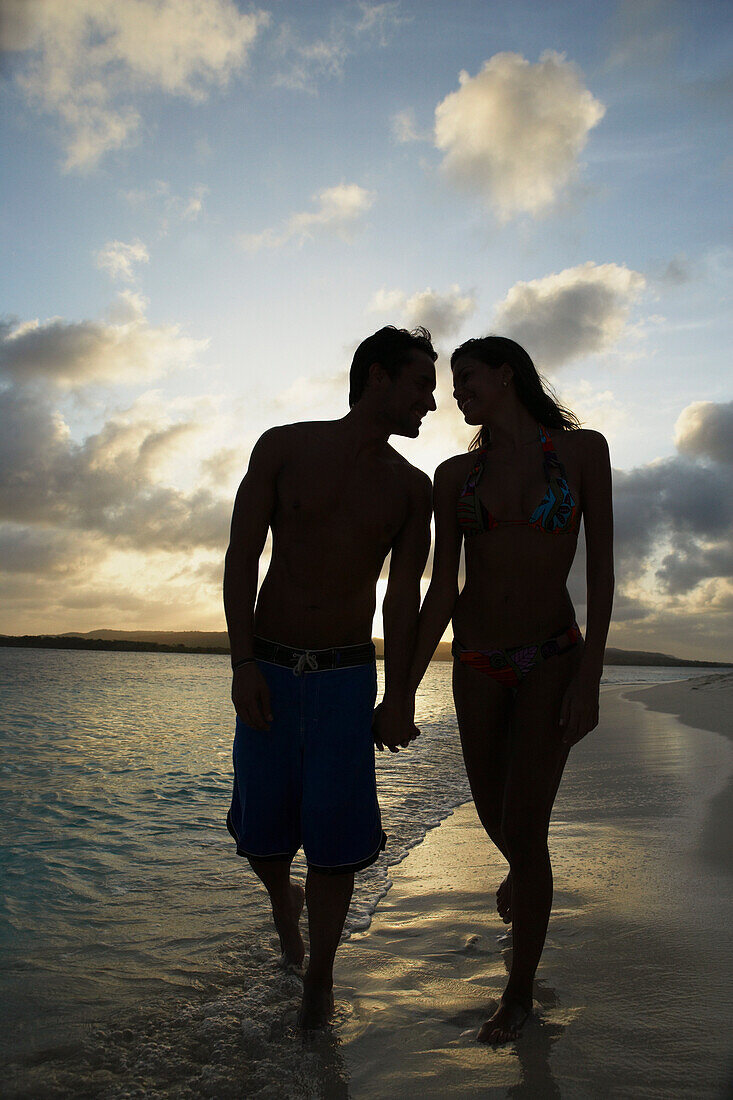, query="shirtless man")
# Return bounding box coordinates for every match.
[224,325,436,1028]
